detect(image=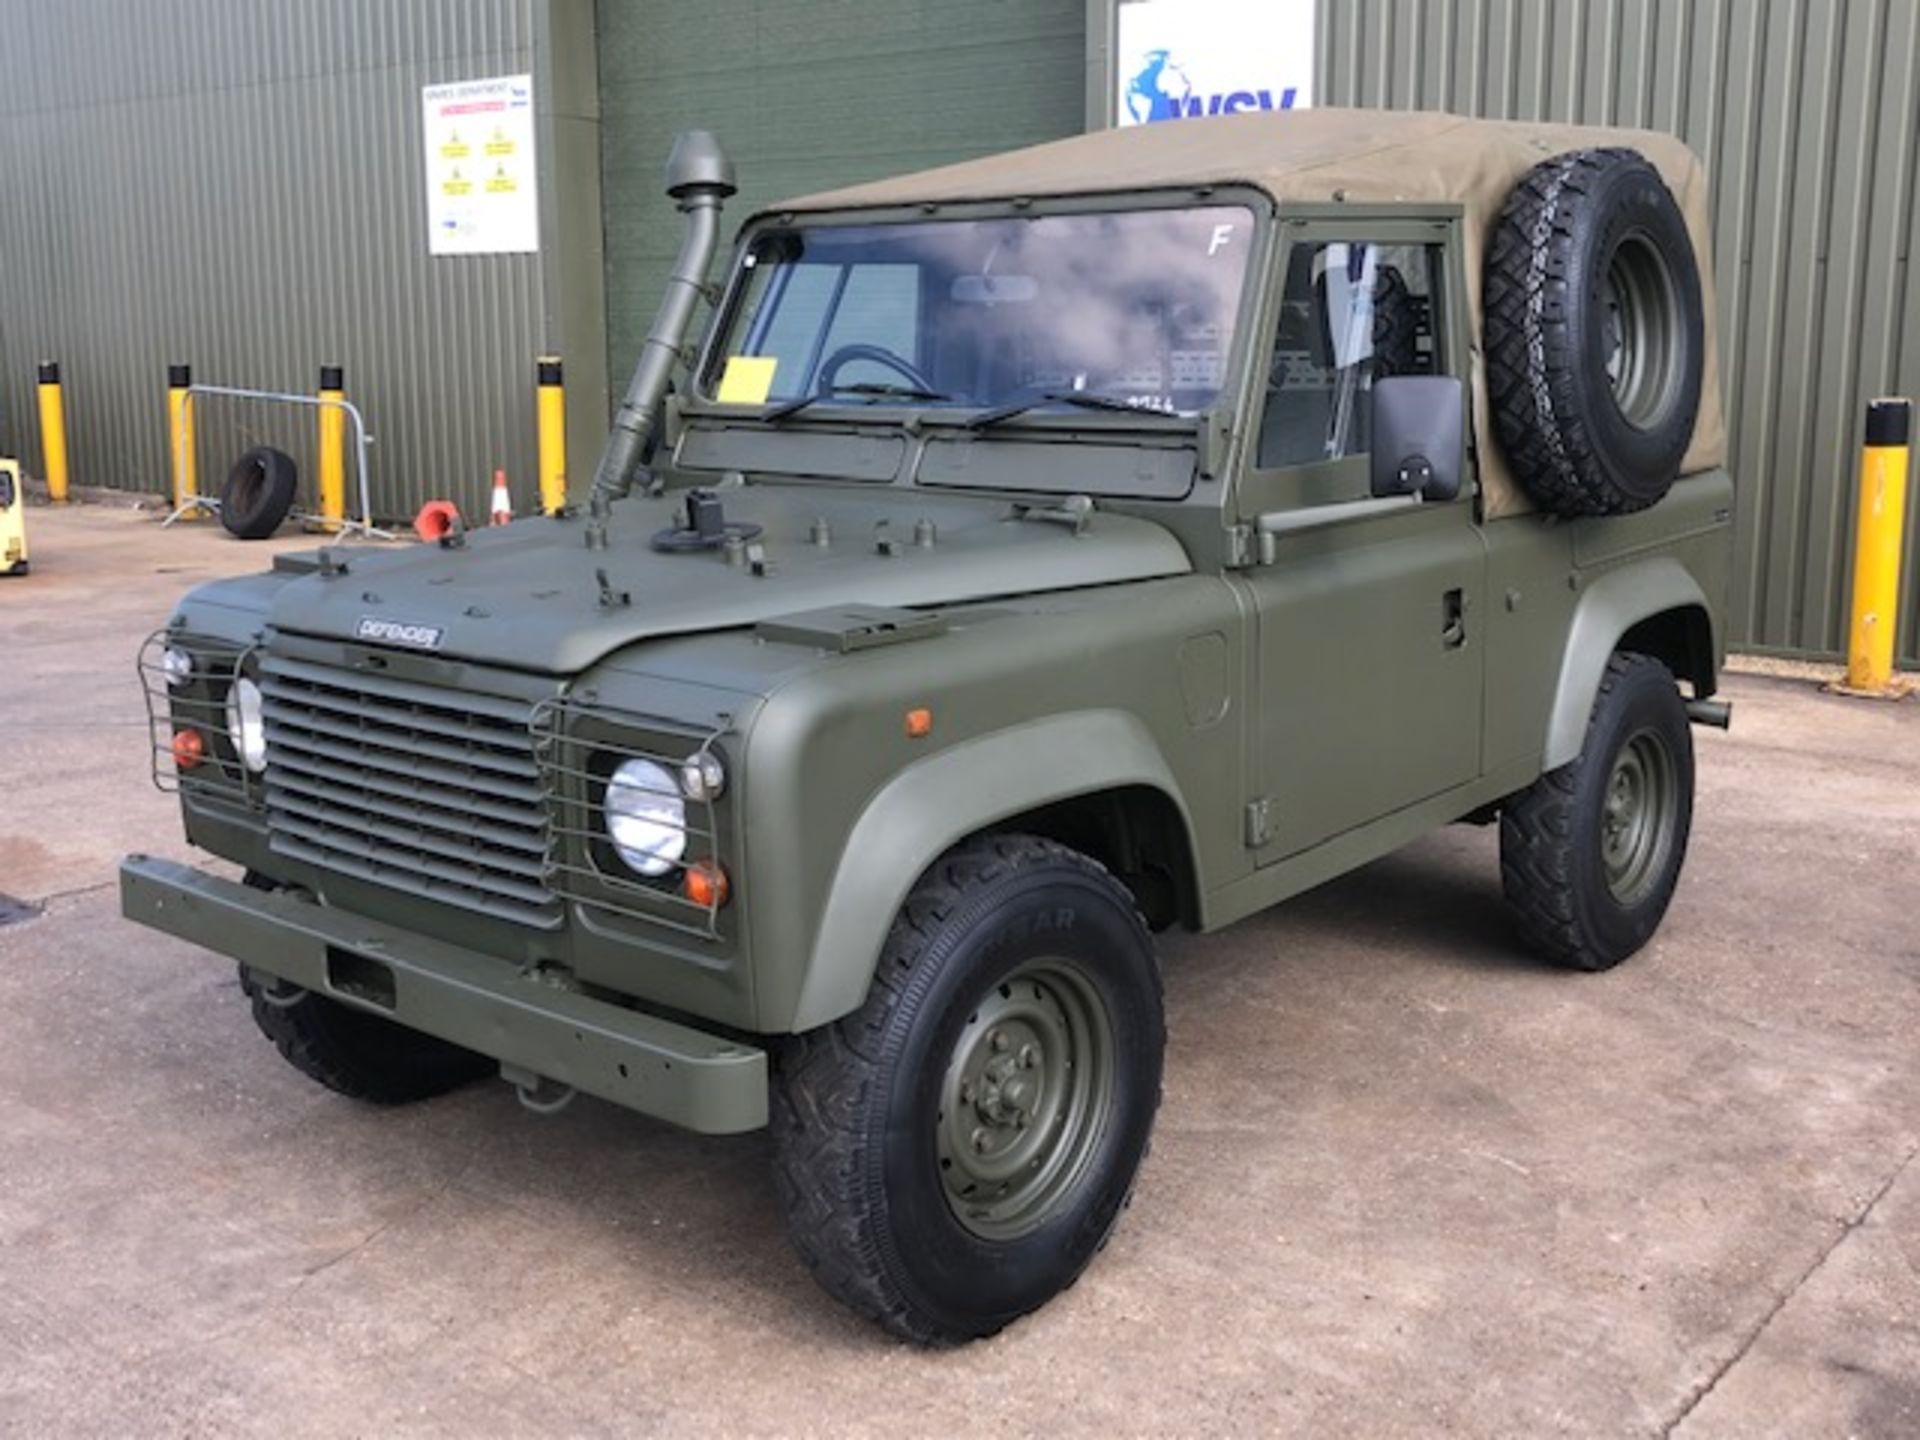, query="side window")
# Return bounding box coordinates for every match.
[1257,242,1441,470]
